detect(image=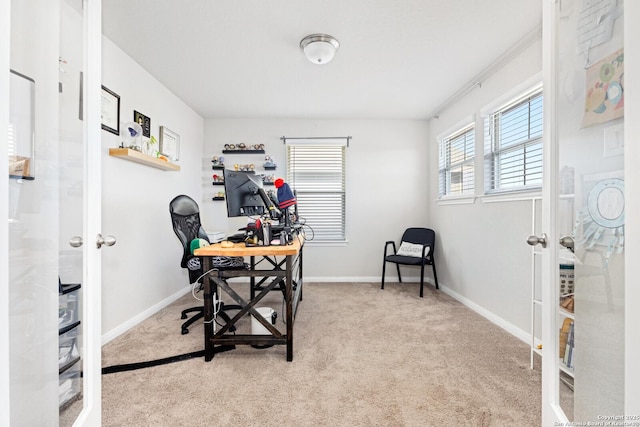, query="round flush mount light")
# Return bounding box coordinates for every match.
[300,34,340,65]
